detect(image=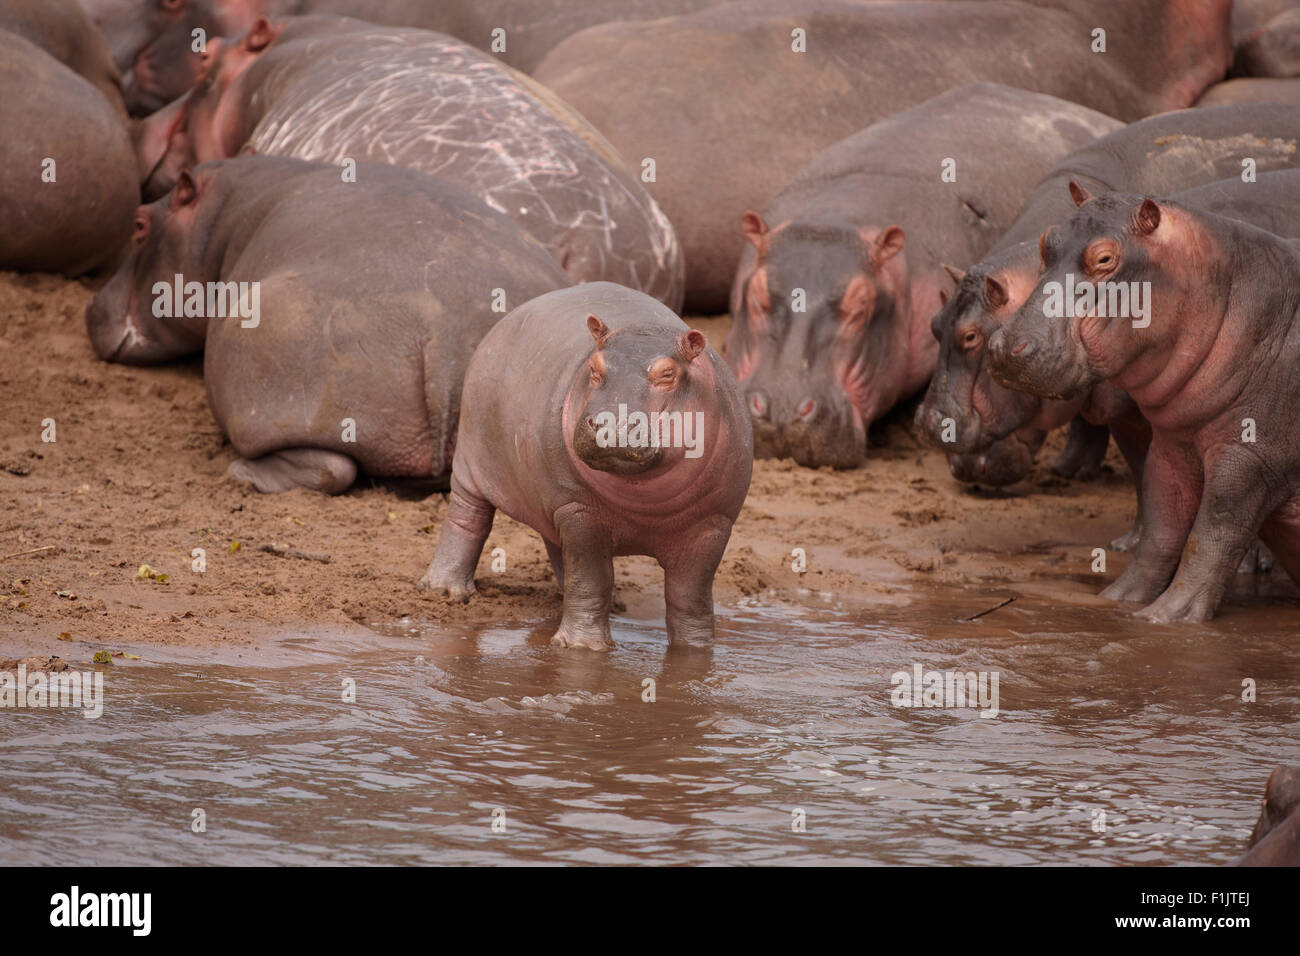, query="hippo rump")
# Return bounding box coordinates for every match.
[82,0,726,113]
[1239,766,1300,866]
[85,156,569,493]
[420,282,752,651]
[0,31,137,276]
[994,104,1300,252]
[987,192,1300,622]
[3,0,125,115]
[136,16,683,309]
[725,83,1120,468]
[534,0,1231,311]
